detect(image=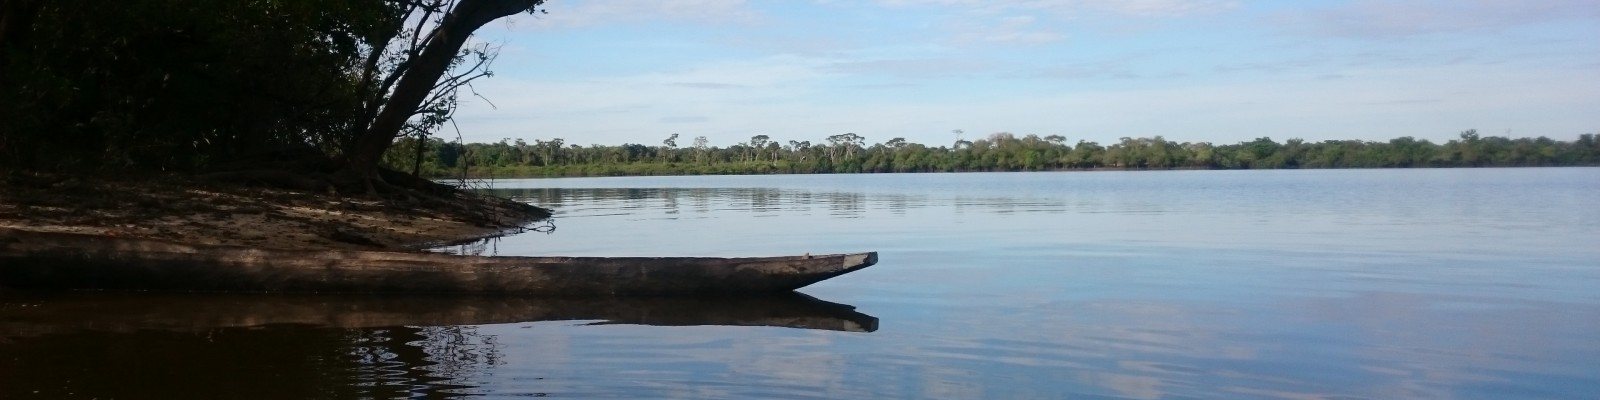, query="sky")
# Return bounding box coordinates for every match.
[448,0,1600,147]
